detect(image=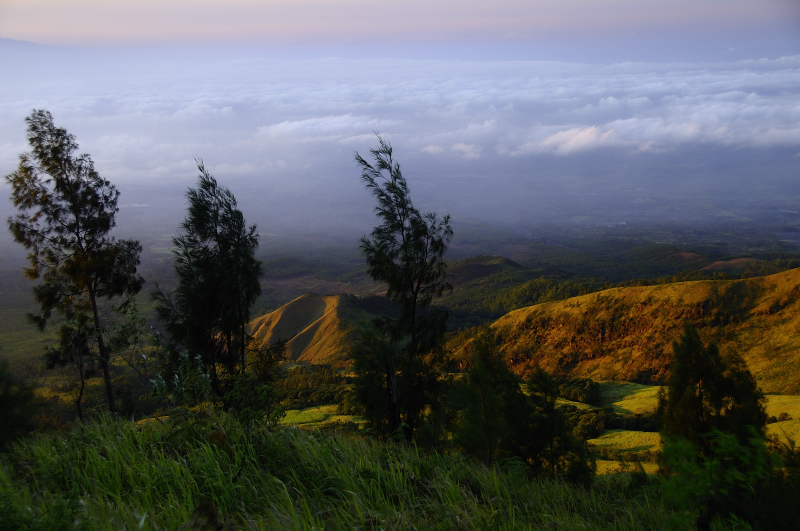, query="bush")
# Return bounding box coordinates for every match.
[0,362,38,448]
[222,375,284,430]
[557,377,601,405]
